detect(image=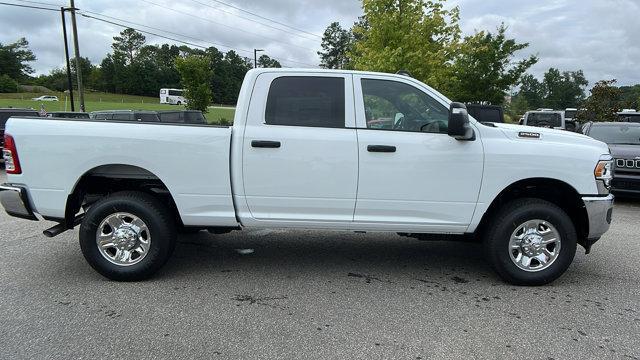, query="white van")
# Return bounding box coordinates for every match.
[159,88,187,105]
